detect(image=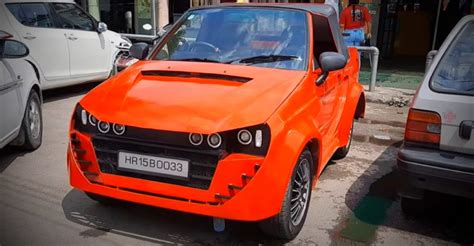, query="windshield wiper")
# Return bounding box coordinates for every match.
[173,58,221,63]
[225,55,300,65]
